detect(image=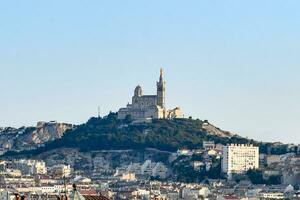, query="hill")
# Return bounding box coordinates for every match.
[3,112,258,158]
